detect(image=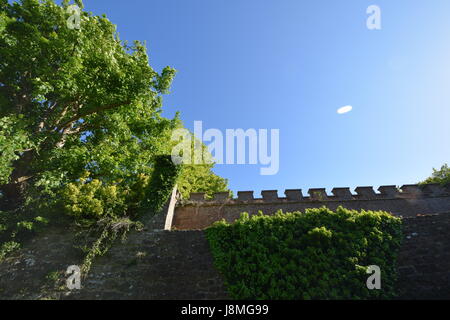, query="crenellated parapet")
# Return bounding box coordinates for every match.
[184,184,450,204]
[170,183,450,230]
